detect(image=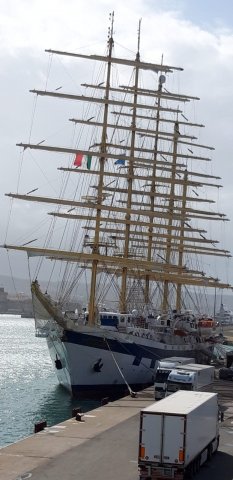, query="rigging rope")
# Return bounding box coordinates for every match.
[5,252,22,300]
